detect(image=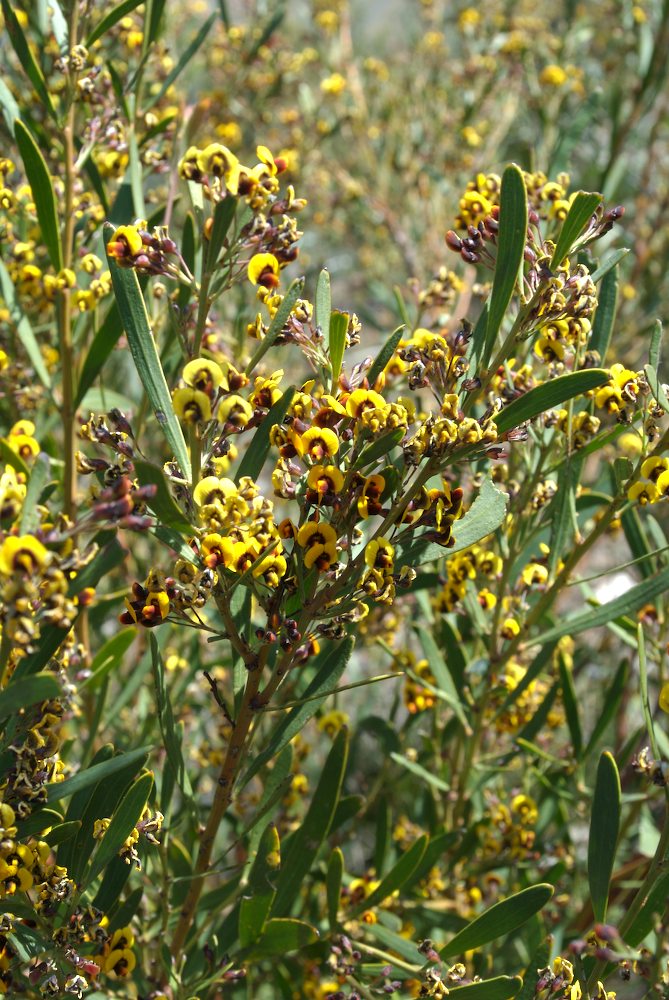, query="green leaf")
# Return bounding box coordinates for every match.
[0,439,28,478]
[134,459,193,533]
[146,0,167,44]
[515,937,552,1000]
[558,655,583,758]
[328,311,348,388]
[245,277,305,375]
[365,922,424,966]
[649,319,663,372]
[400,478,507,566]
[43,820,80,847]
[548,454,584,578]
[416,628,471,734]
[352,428,404,471]
[621,507,655,579]
[46,746,151,804]
[14,809,63,840]
[483,164,527,366]
[204,196,237,272]
[588,751,621,922]
[107,886,144,933]
[533,565,669,645]
[0,672,60,720]
[638,625,660,760]
[551,191,602,269]
[583,658,628,758]
[236,388,296,484]
[85,771,154,885]
[19,454,50,534]
[1,0,56,117]
[93,855,133,913]
[590,248,629,284]
[14,120,62,271]
[368,325,405,387]
[48,0,68,48]
[245,917,318,959]
[239,823,280,948]
[450,977,523,1000]
[621,868,669,947]
[74,299,124,406]
[496,369,608,435]
[0,259,51,389]
[315,268,331,345]
[589,265,619,364]
[390,752,450,793]
[272,728,348,916]
[644,363,669,414]
[0,77,19,132]
[145,13,217,111]
[326,846,344,930]
[105,241,191,479]
[349,835,428,917]
[79,630,136,691]
[440,884,553,958]
[150,634,193,798]
[86,0,146,46]
[241,637,354,787]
